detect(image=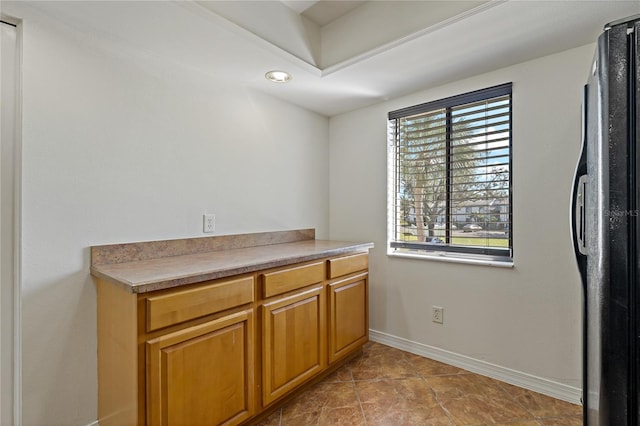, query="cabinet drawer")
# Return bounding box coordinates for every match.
[146,276,254,332]
[262,262,324,298]
[328,253,368,279]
